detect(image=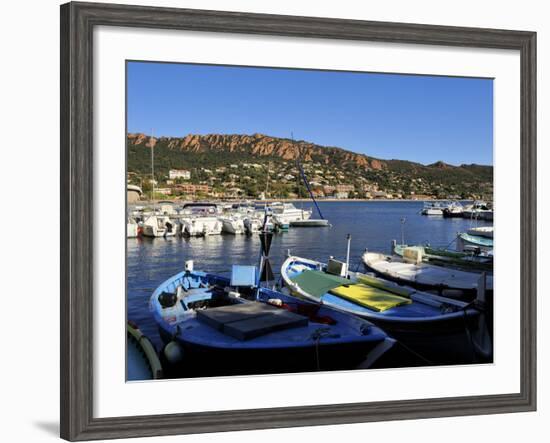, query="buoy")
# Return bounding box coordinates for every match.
[162,341,184,366]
